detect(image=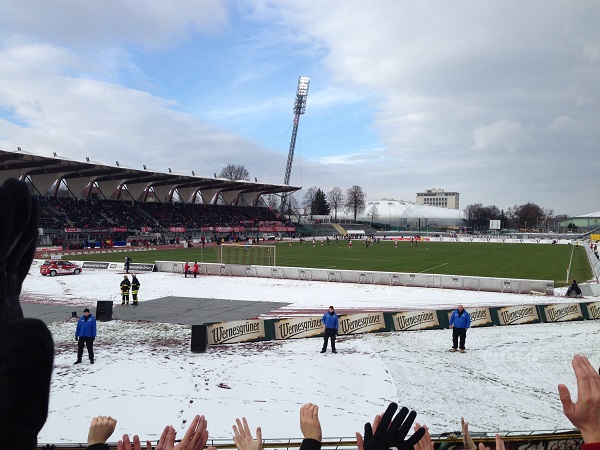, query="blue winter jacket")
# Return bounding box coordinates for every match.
[322,312,339,329]
[75,315,97,338]
[449,309,471,328]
